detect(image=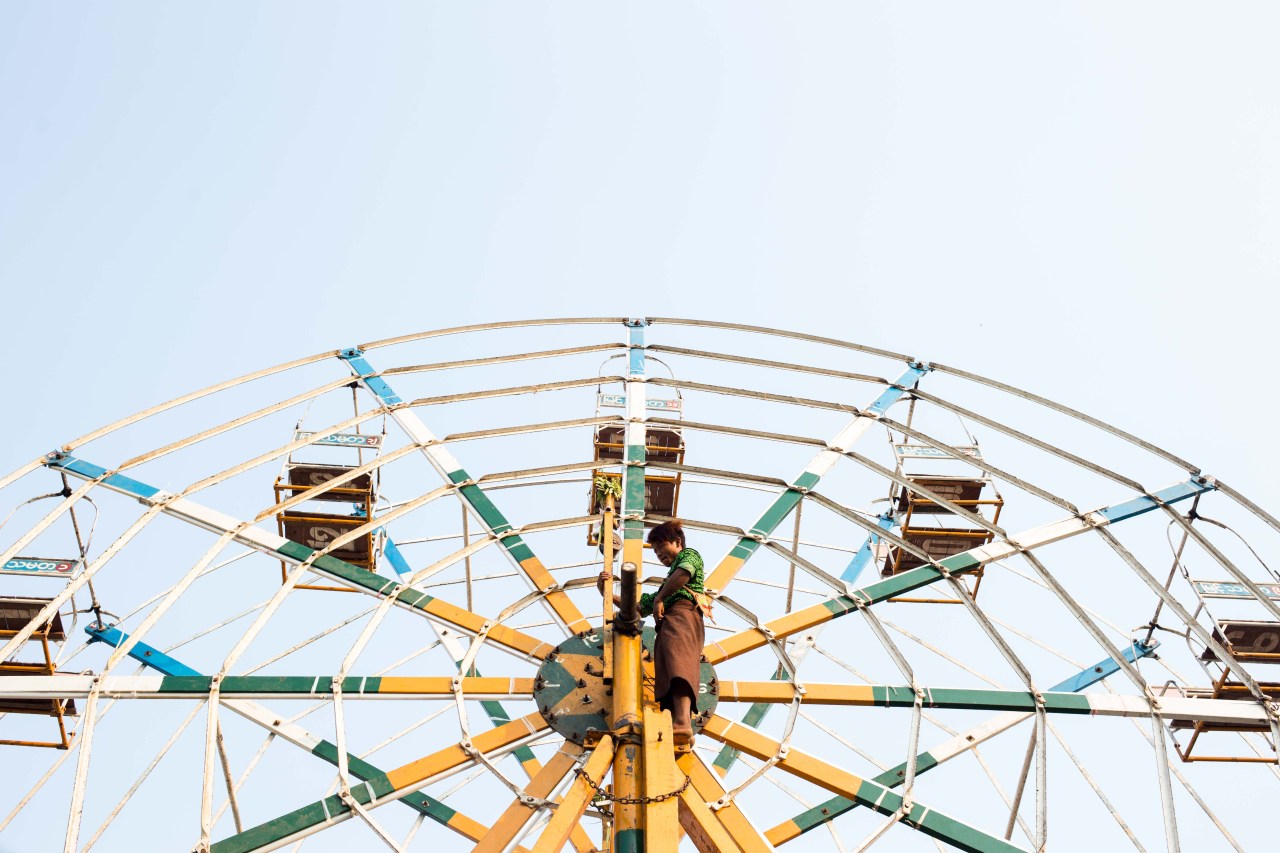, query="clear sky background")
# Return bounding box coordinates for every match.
[1,2,1278,494]
[1,3,1279,851]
